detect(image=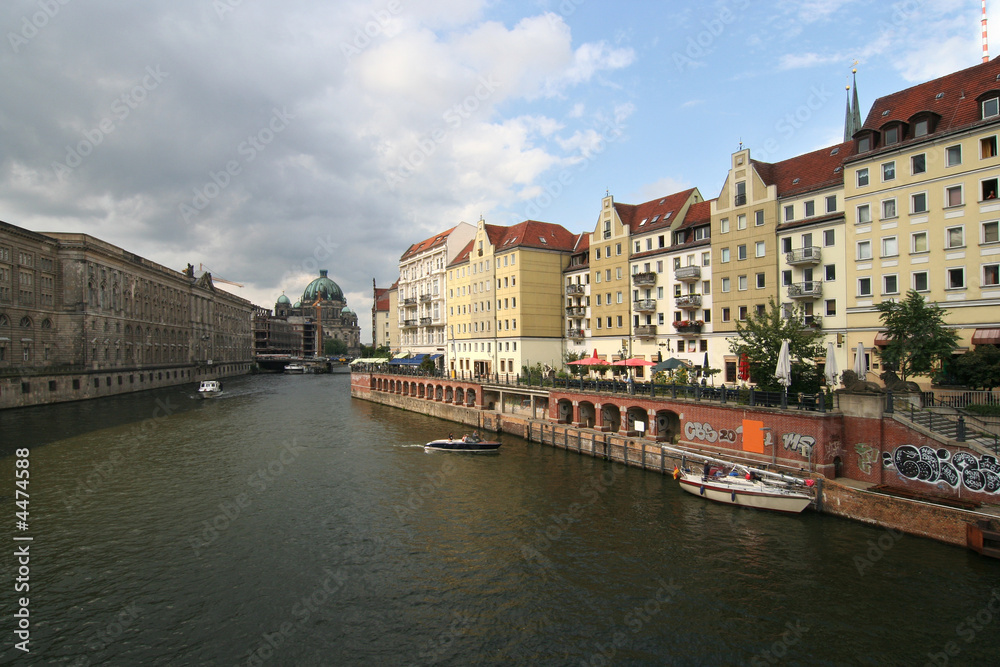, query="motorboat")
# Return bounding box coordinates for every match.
[424,433,501,452]
[676,464,813,514]
[284,364,306,374]
[197,380,223,398]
